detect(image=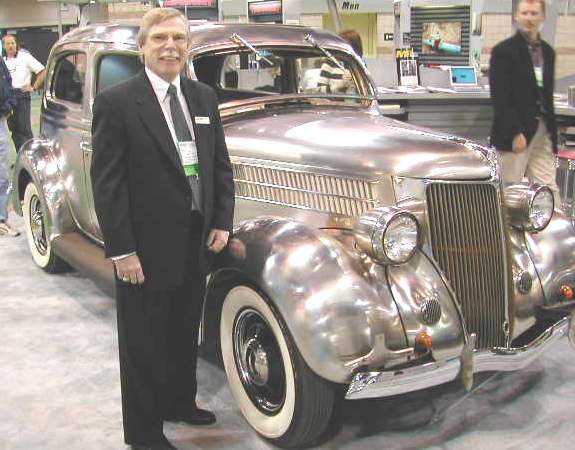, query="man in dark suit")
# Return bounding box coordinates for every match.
[489,0,560,202]
[91,8,234,450]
